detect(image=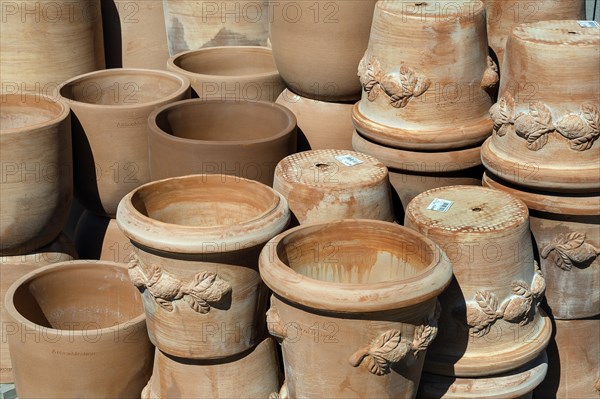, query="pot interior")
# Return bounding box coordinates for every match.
[131,175,278,227]
[277,222,435,284]
[174,48,277,76]
[155,101,292,142]
[12,264,143,330]
[0,95,65,130]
